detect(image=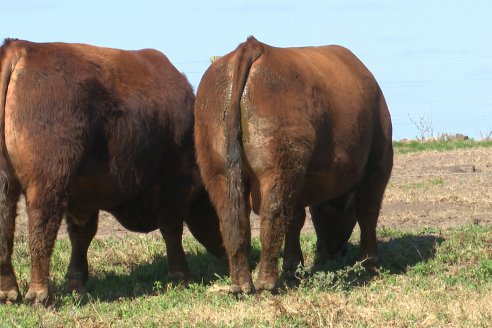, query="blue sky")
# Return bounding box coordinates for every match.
[1,0,491,140]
